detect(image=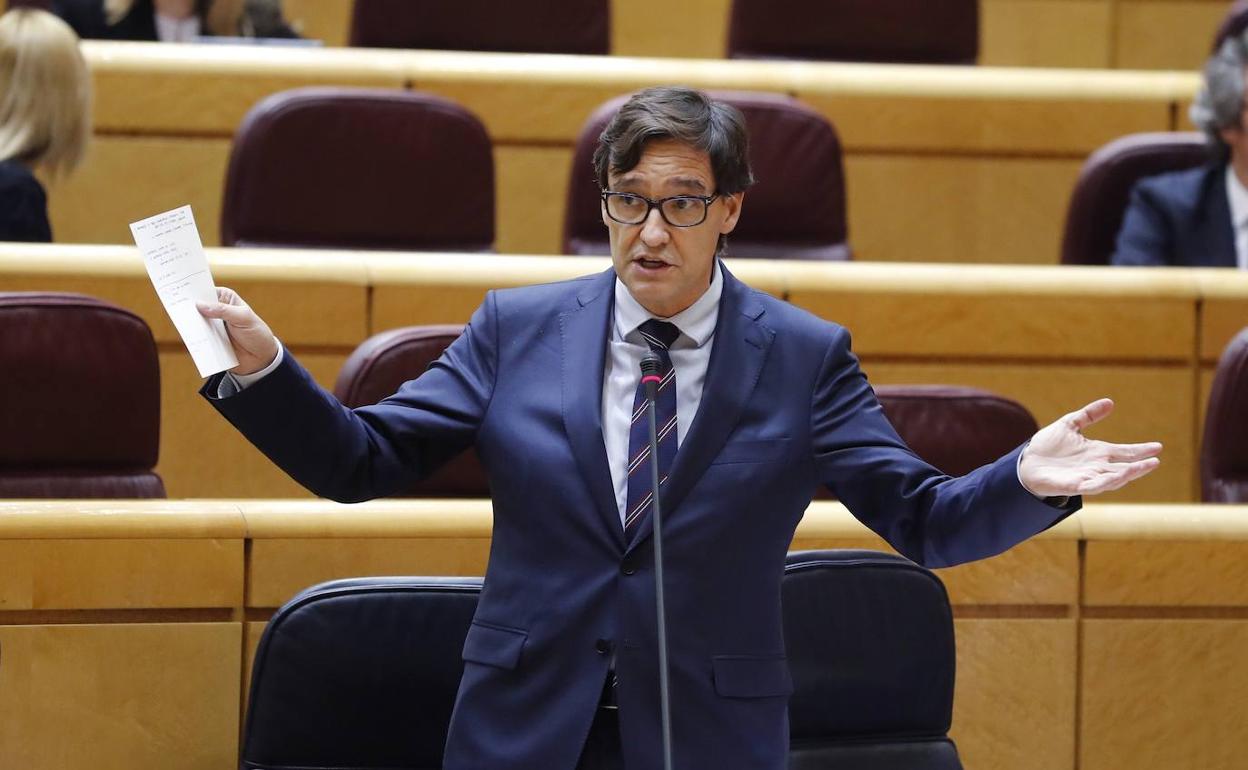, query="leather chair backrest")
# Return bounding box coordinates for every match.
[1202,327,1248,502]
[564,91,849,260]
[784,549,962,769]
[1061,132,1210,265]
[332,324,488,497]
[816,384,1037,499]
[728,0,977,64]
[221,87,494,251]
[0,292,165,498]
[1213,1,1248,52]
[241,576,483,770]
[348,0,608,54]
